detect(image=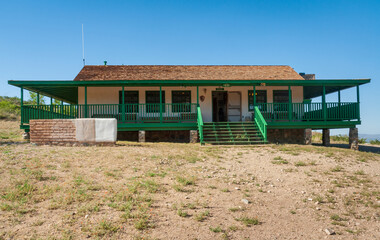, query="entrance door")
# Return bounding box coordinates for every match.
[212,91,228,122]
[228,92,242,121]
